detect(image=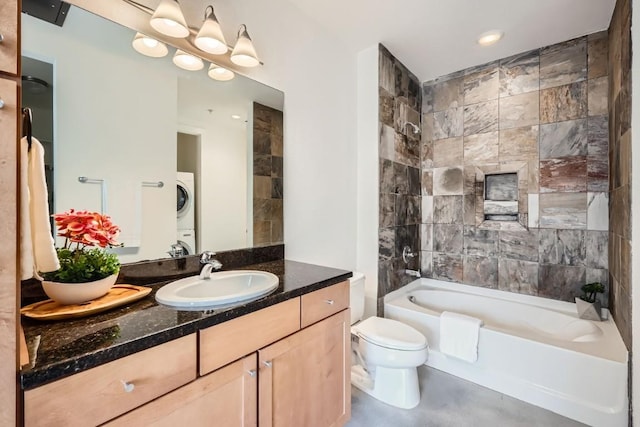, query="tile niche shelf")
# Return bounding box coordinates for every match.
[474,162,529,231]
